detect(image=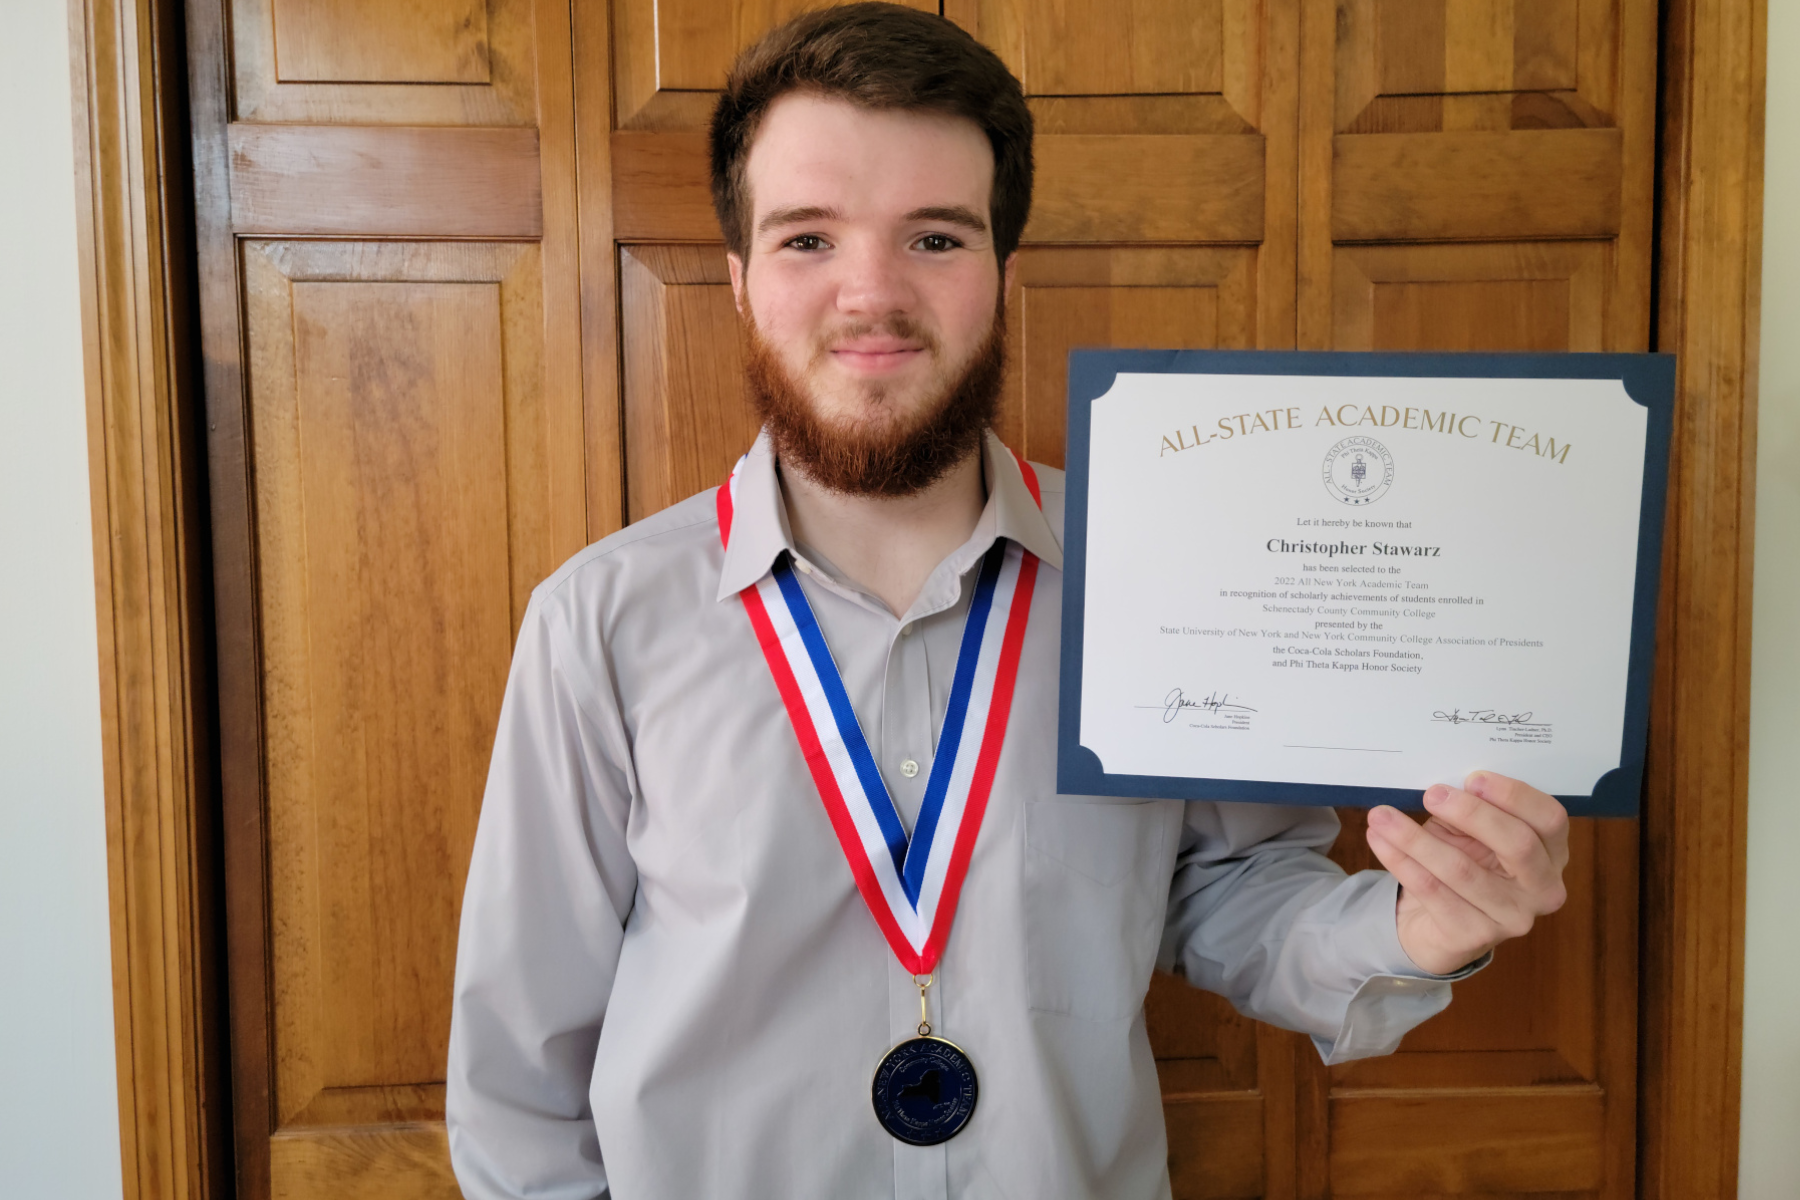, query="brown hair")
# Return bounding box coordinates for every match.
[709,3,1033,264]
